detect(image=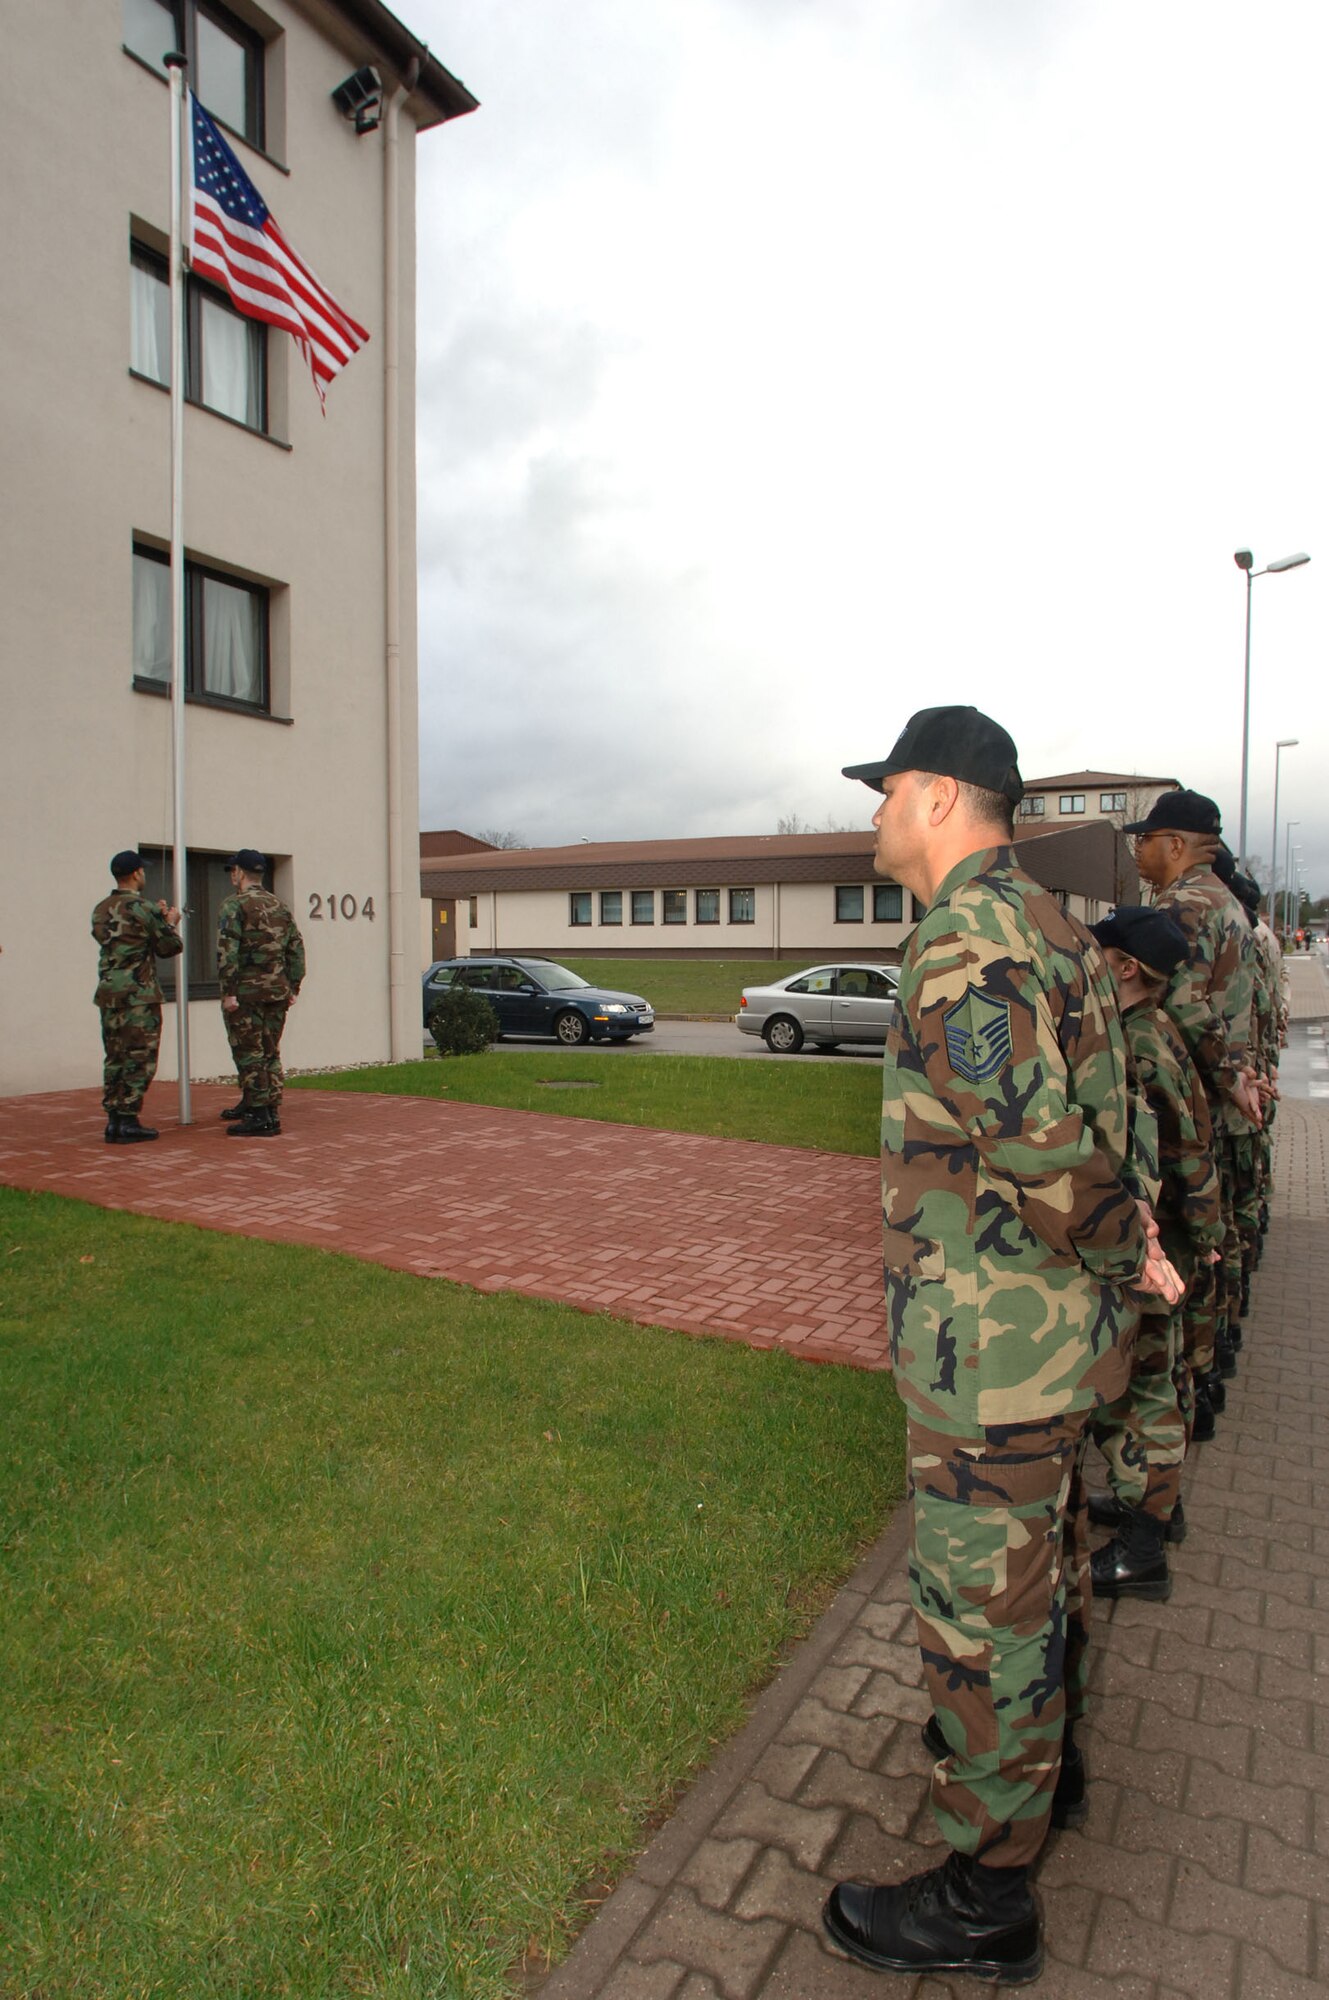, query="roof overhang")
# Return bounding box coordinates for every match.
[319,0,479,128]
